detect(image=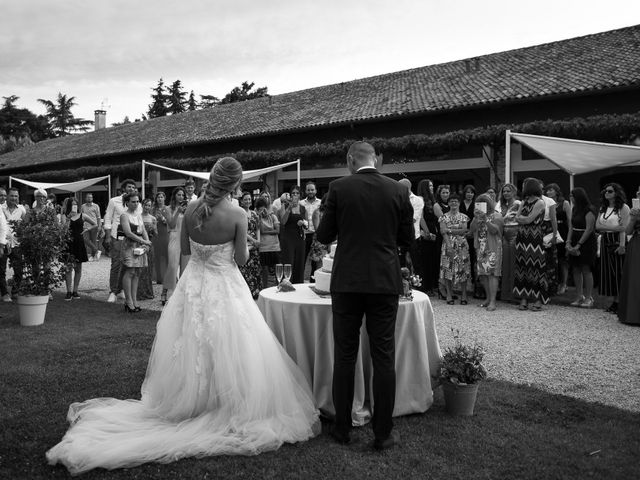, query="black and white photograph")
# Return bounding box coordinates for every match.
[1,0,639,478]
